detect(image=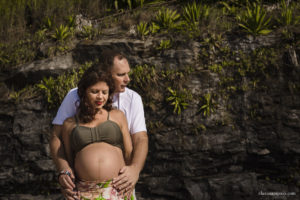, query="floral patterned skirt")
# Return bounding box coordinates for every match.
[76,179,125,200]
